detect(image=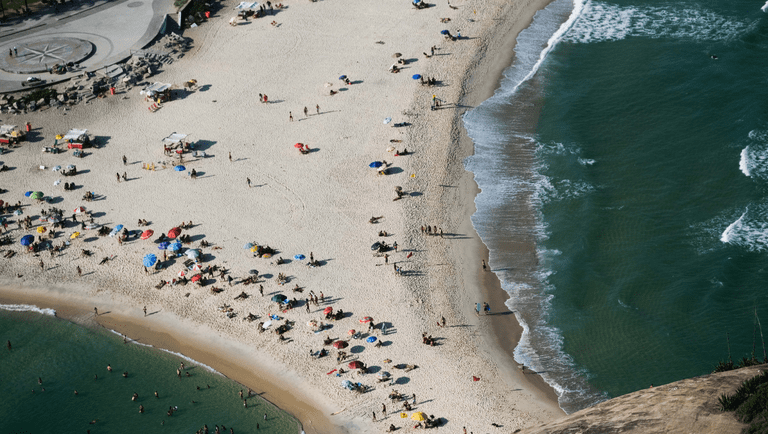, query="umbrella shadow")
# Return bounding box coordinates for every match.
[394,376,410,385]
[350,345,365,354]
[83,237,98,243]
[198,84,212,92]
[366,365,381,374]
[92,136,112,147]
